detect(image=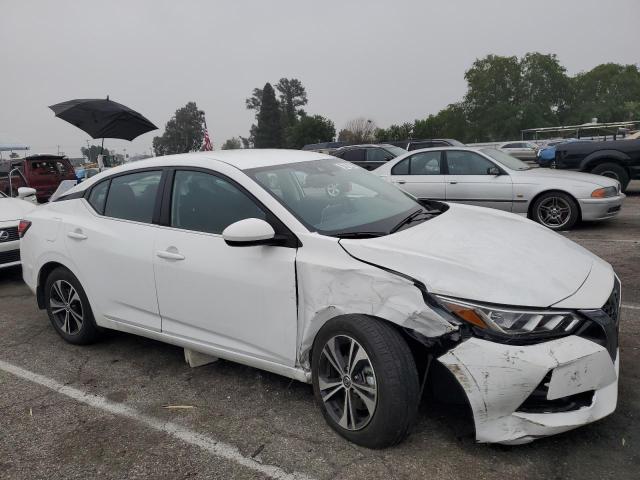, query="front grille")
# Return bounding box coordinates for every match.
[0,249,20,265]
[0,226,19,242]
